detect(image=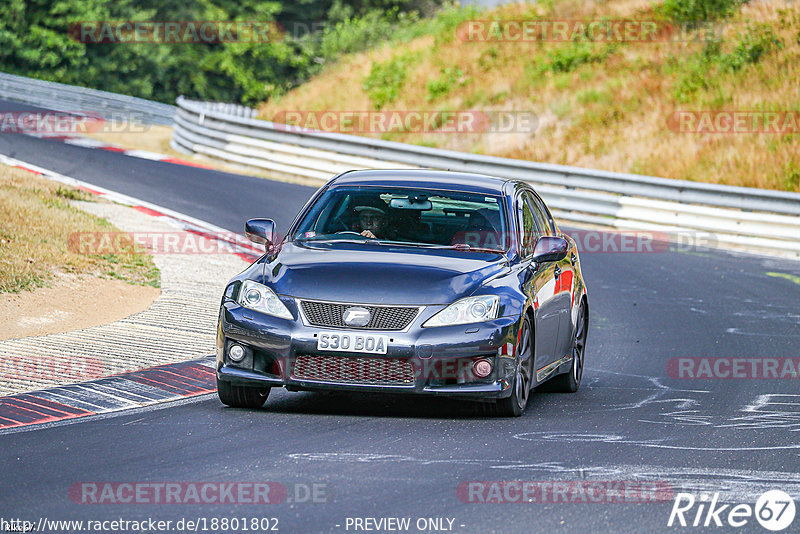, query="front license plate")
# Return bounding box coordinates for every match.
[316,331,388,354]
